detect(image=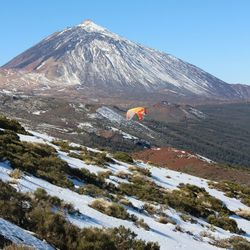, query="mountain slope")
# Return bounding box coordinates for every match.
[2,20,249,100]
[1,117,250,249]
